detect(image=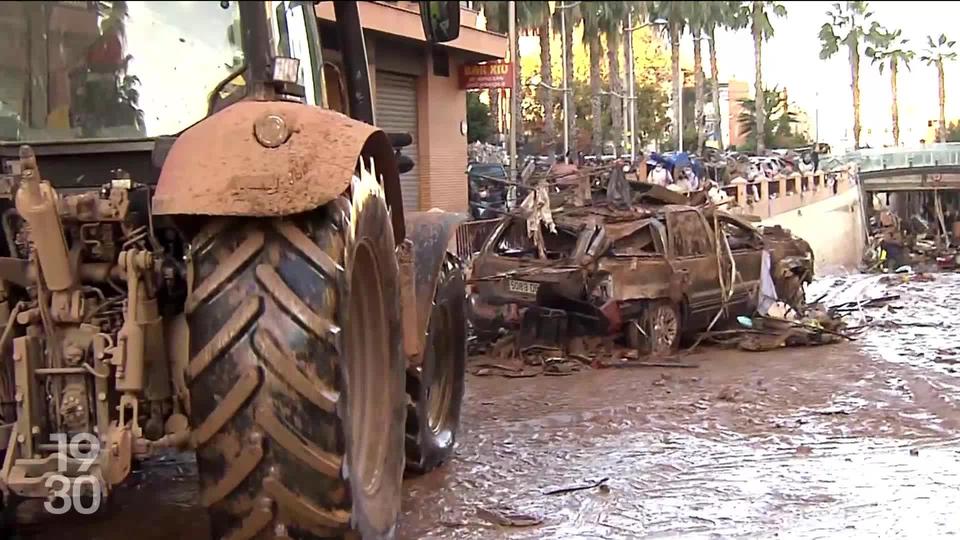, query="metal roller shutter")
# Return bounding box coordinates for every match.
[375,71,420,211]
